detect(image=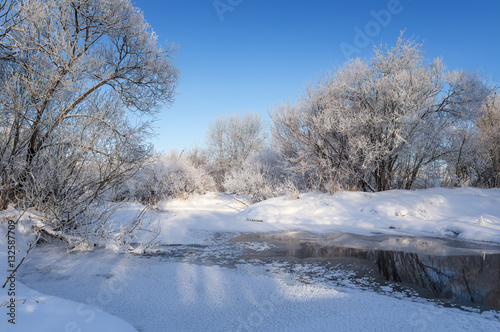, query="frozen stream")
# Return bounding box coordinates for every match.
[17,230,500,331]
[232,231,500,309]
